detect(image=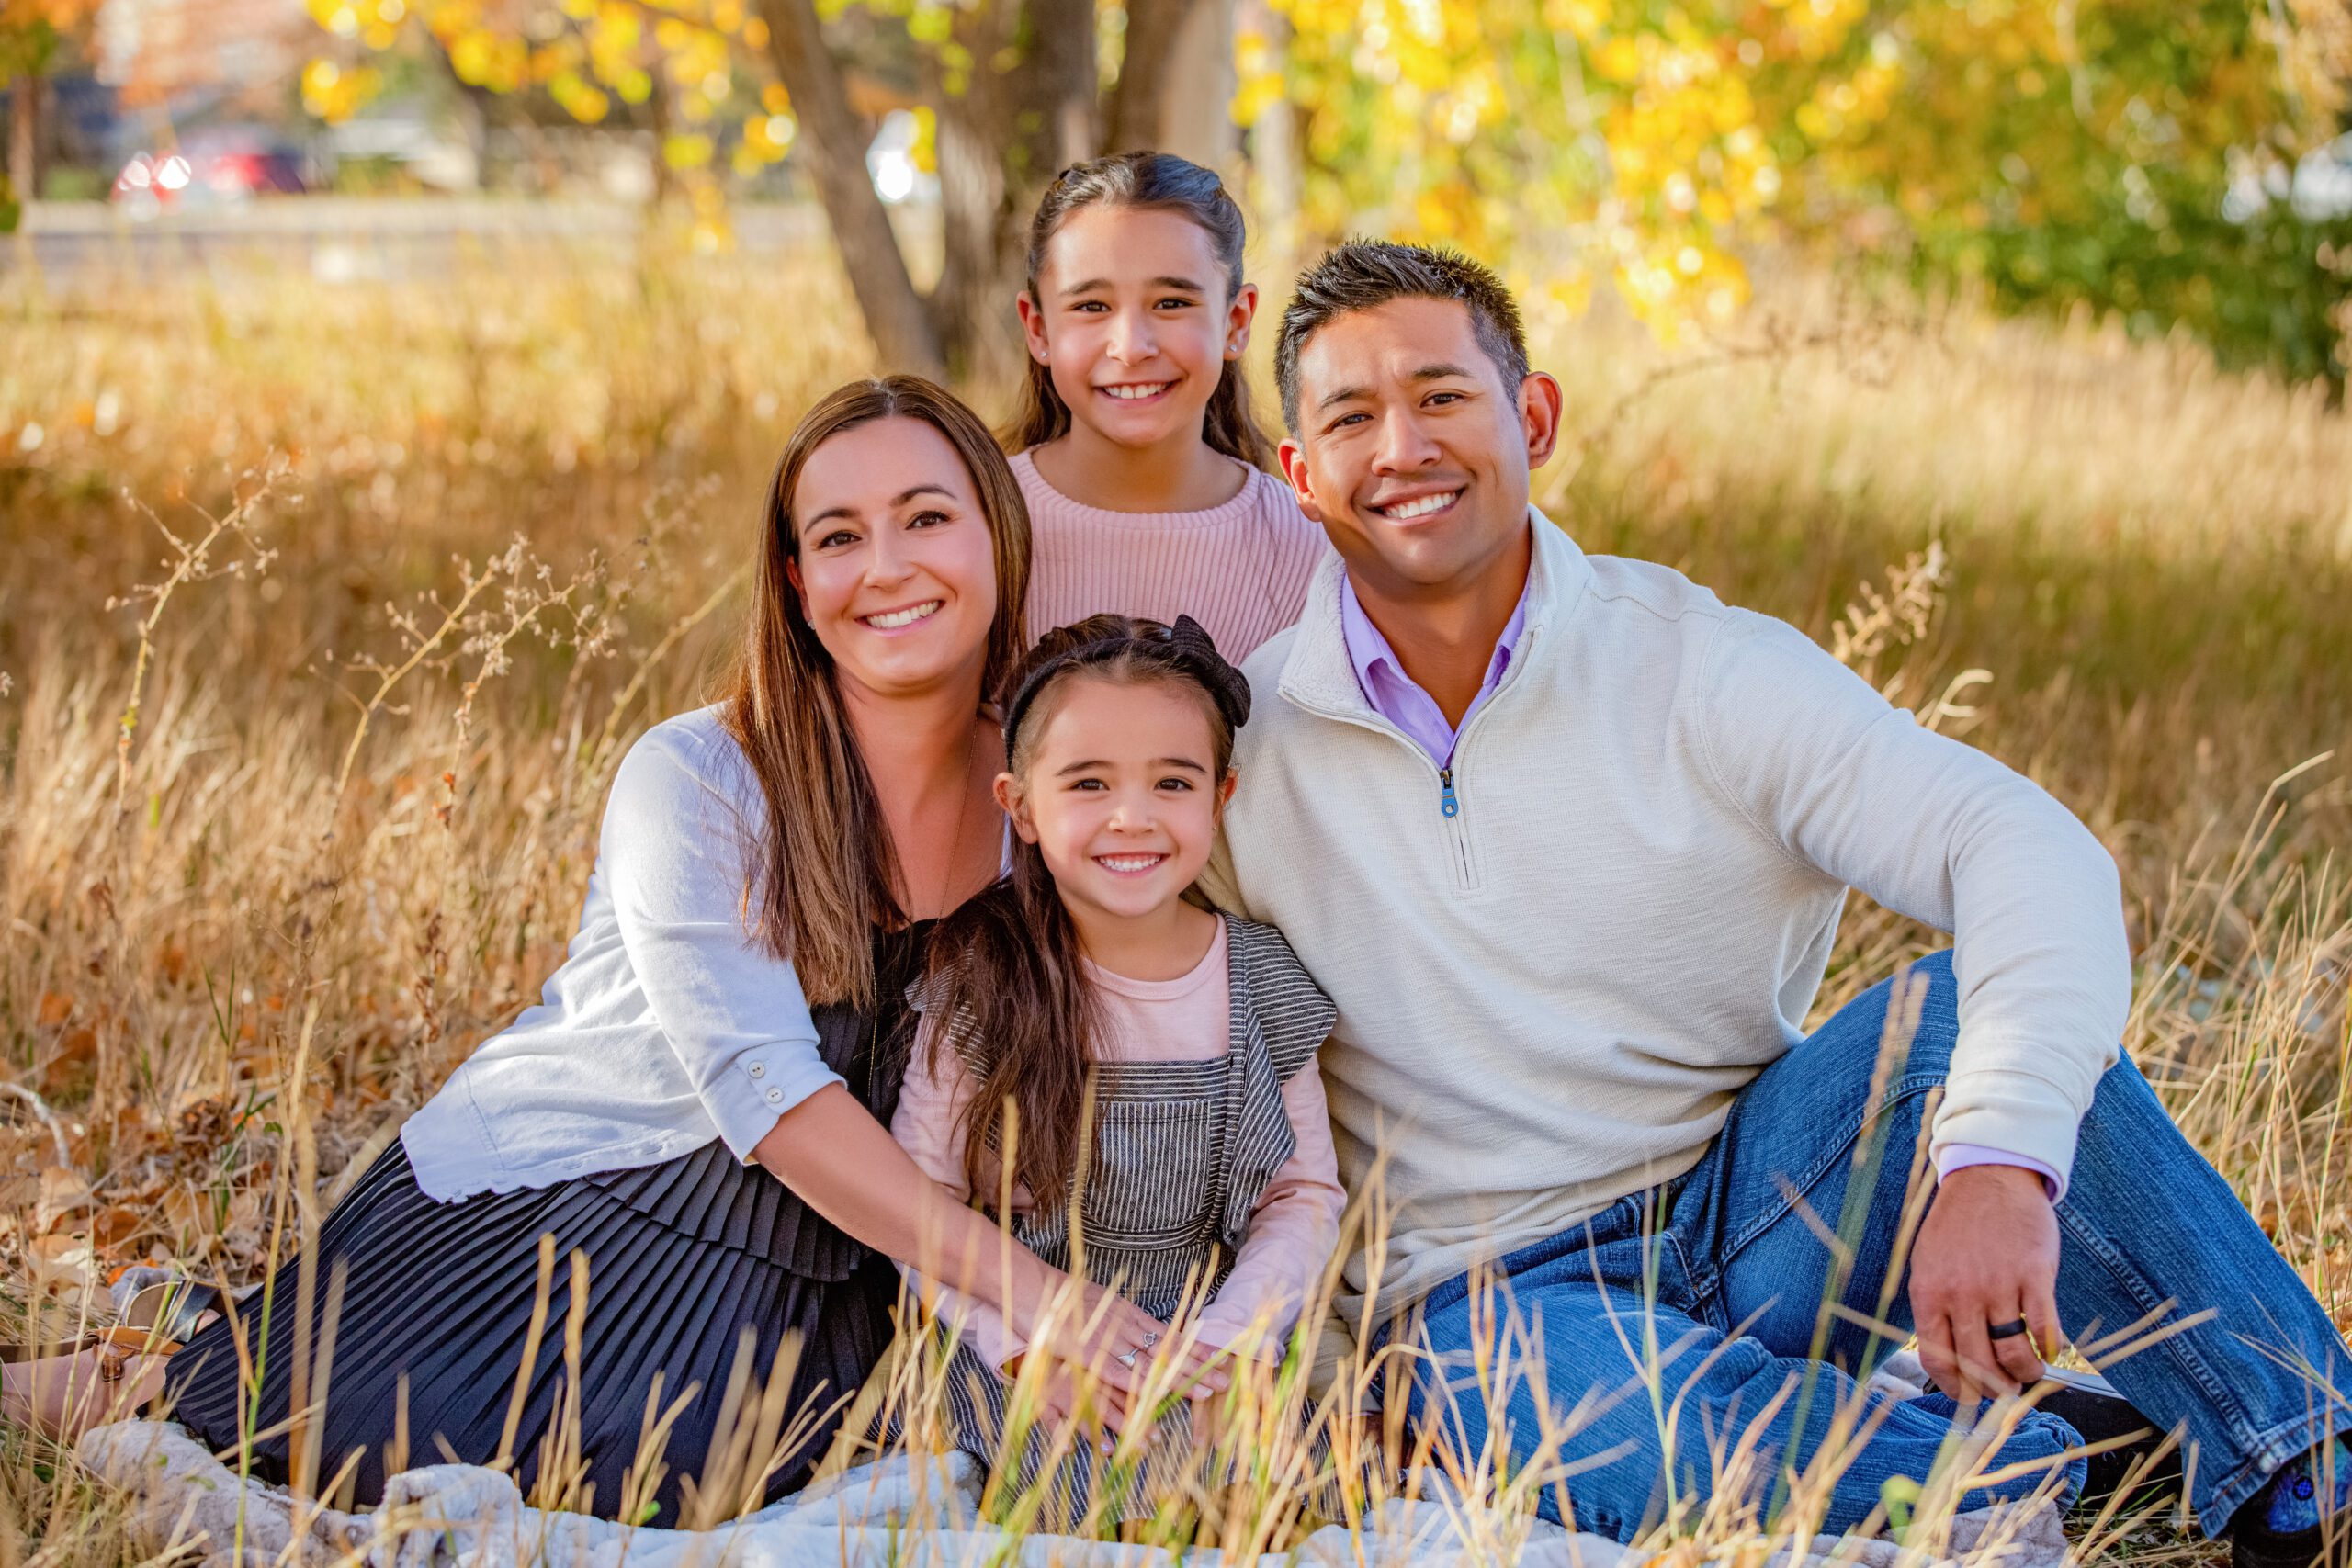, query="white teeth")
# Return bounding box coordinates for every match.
[1096,854,1166,873]
[862,600,941,629]
[1102,383,1171,400]
[1380,491,1461,520]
